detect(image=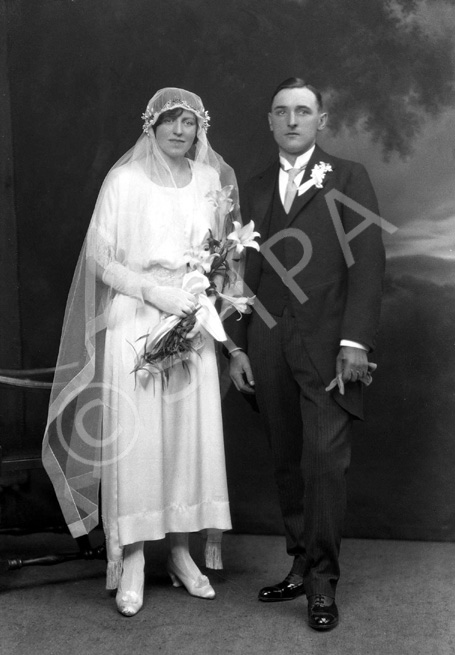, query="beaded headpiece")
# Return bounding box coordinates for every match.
[142,98,211,135]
